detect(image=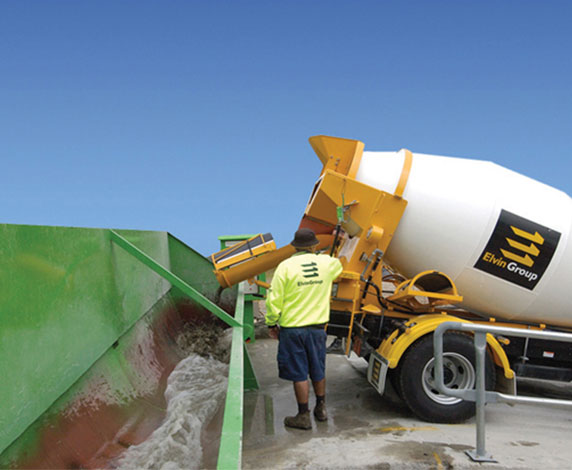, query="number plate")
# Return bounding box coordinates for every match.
[367,351,389,395]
